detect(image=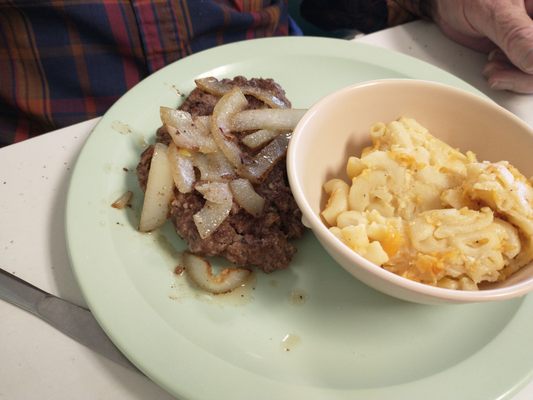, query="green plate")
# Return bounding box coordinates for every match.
[66,37,533,400]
